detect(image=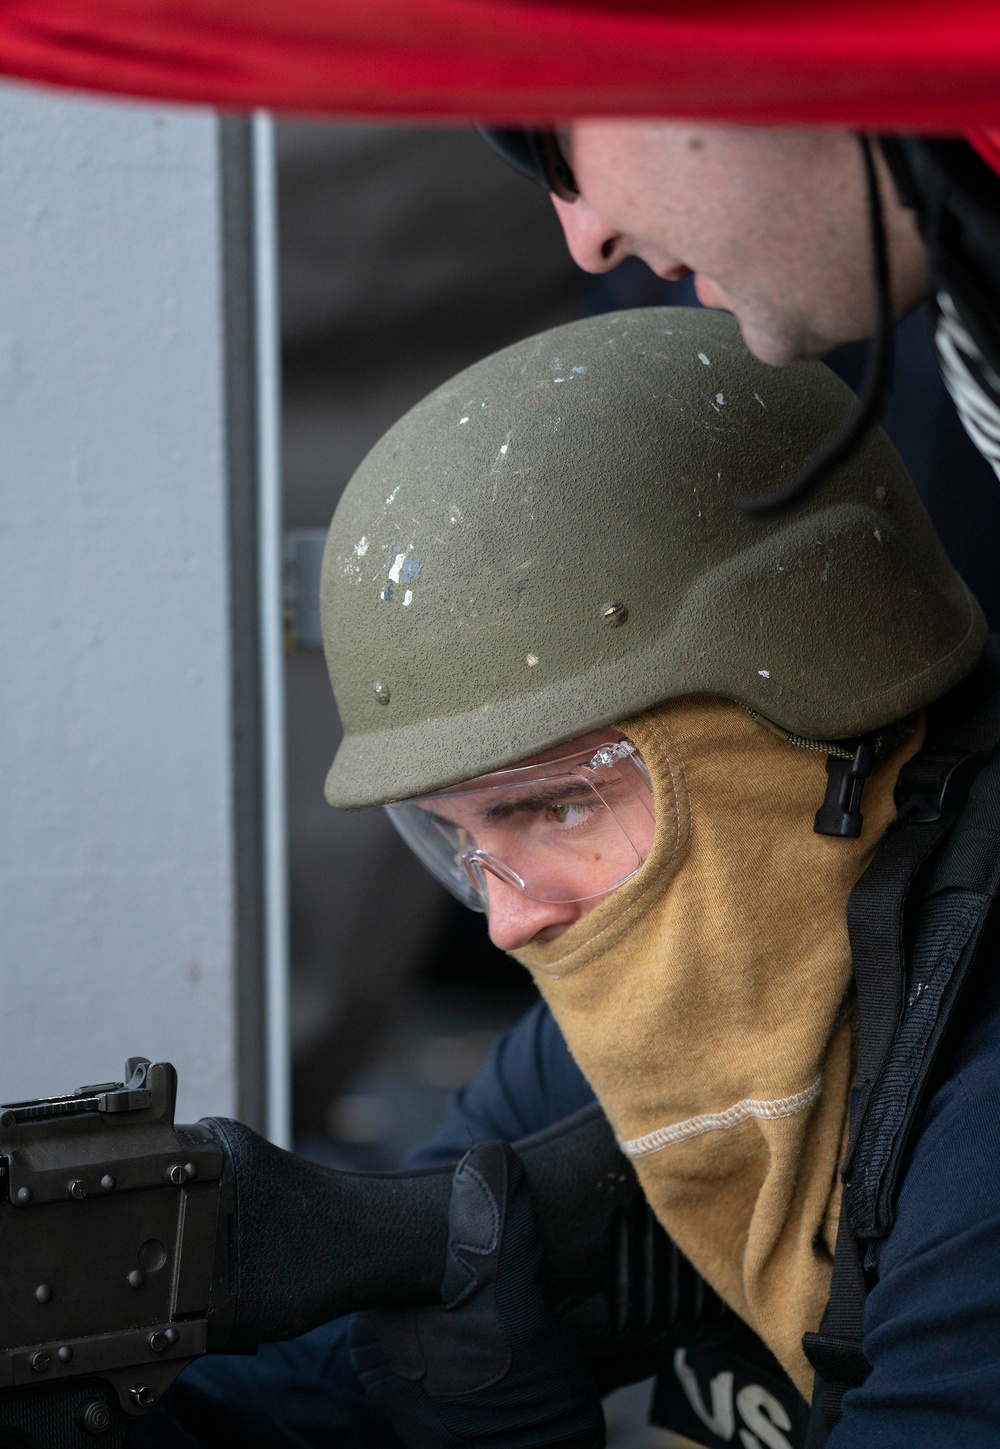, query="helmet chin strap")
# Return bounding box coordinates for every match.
[745,707,913,838]
[739,135,895,520]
